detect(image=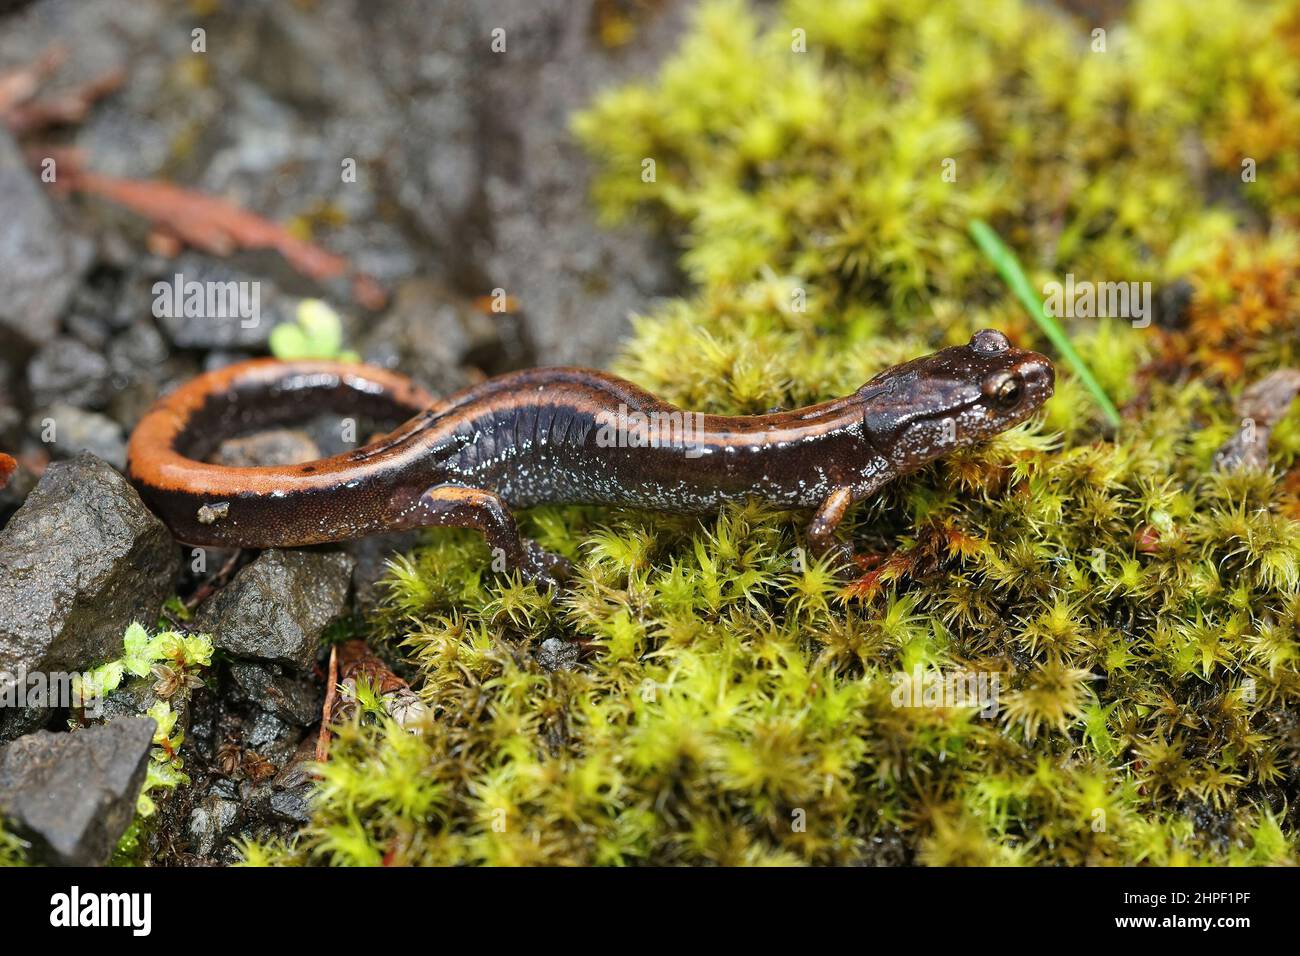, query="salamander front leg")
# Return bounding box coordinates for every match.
[413,484,573,590]
[806,486,855,570]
